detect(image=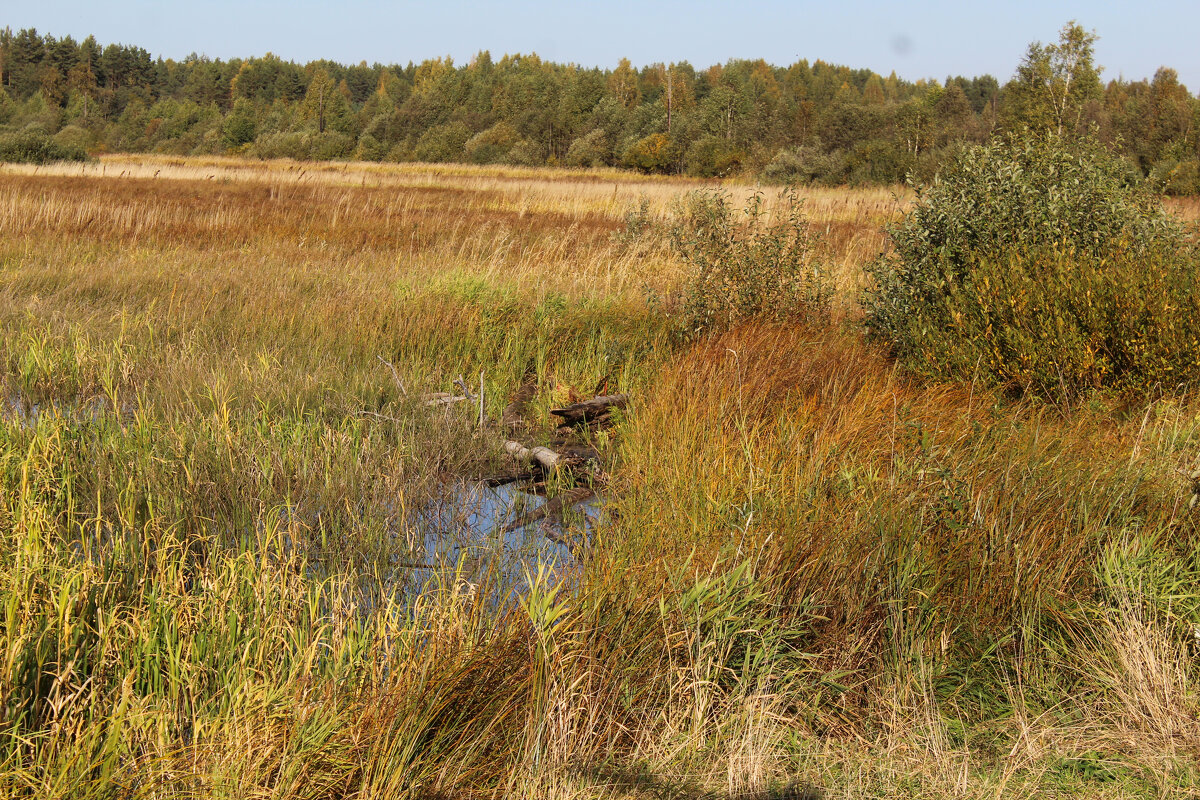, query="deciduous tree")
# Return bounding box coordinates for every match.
[1003,21,1102,136]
